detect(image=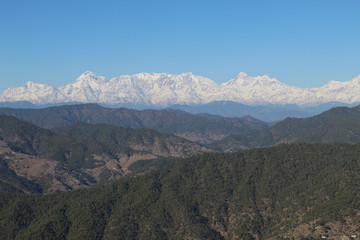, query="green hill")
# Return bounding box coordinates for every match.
[211,105,360,152]
[269,105,360,143]
[0,143,358,239]
[0,115,119,169]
